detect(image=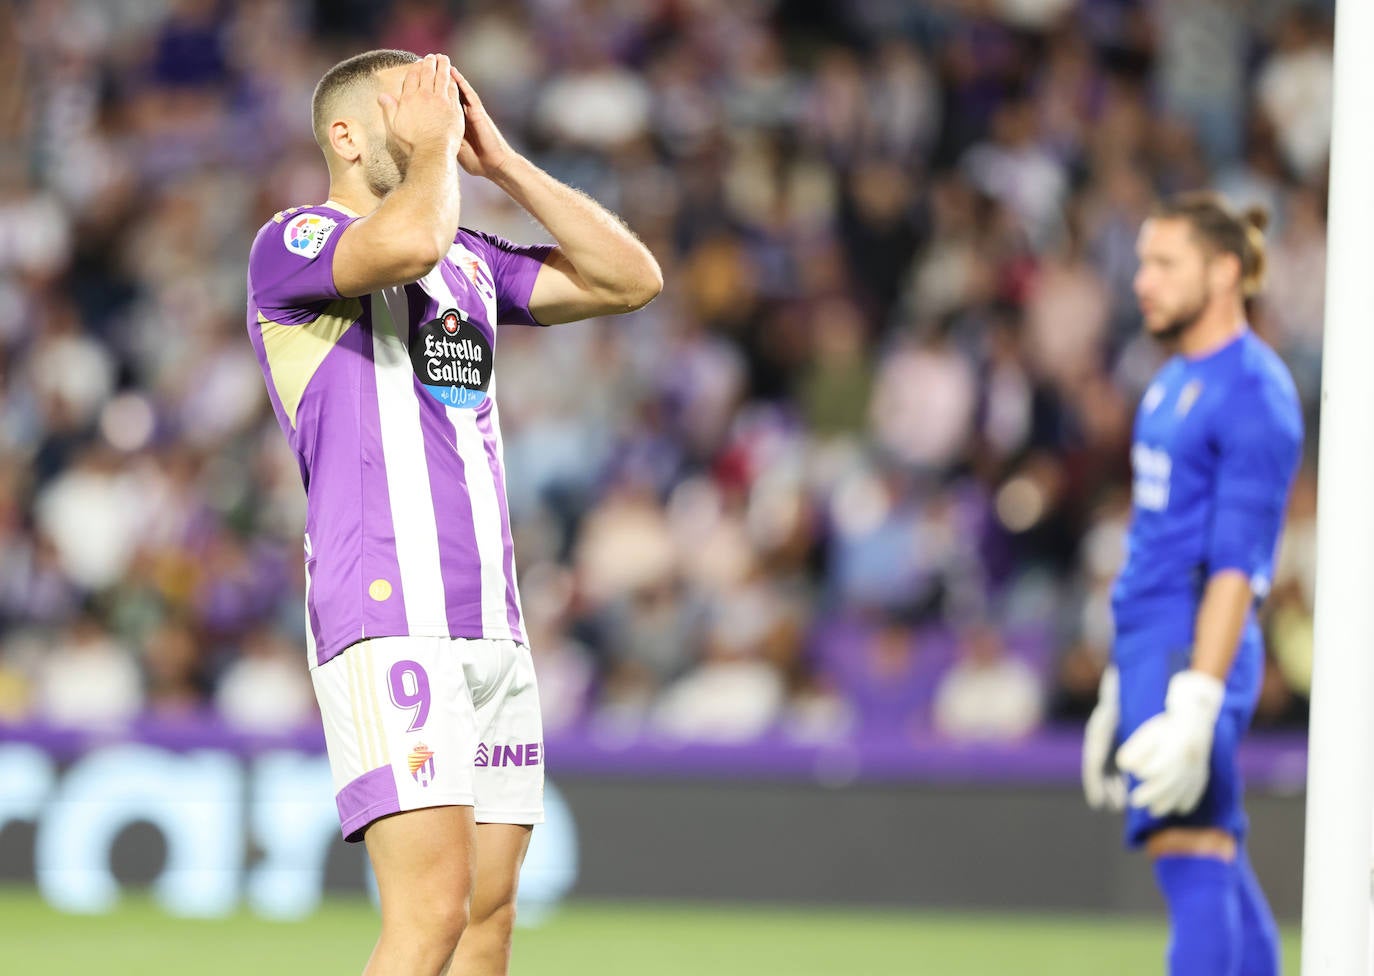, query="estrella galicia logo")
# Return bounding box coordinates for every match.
[410,307,492,409]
